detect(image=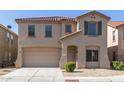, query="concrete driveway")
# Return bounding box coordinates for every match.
[0,68,64,82]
